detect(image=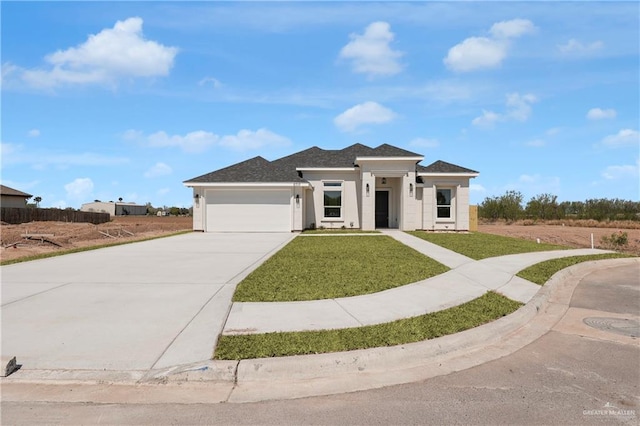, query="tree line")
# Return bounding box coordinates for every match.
[479,191,640,222]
